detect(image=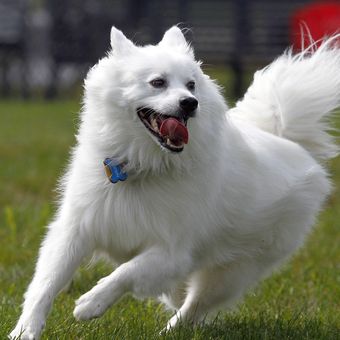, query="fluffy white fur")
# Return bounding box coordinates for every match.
[10,27,340,339]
